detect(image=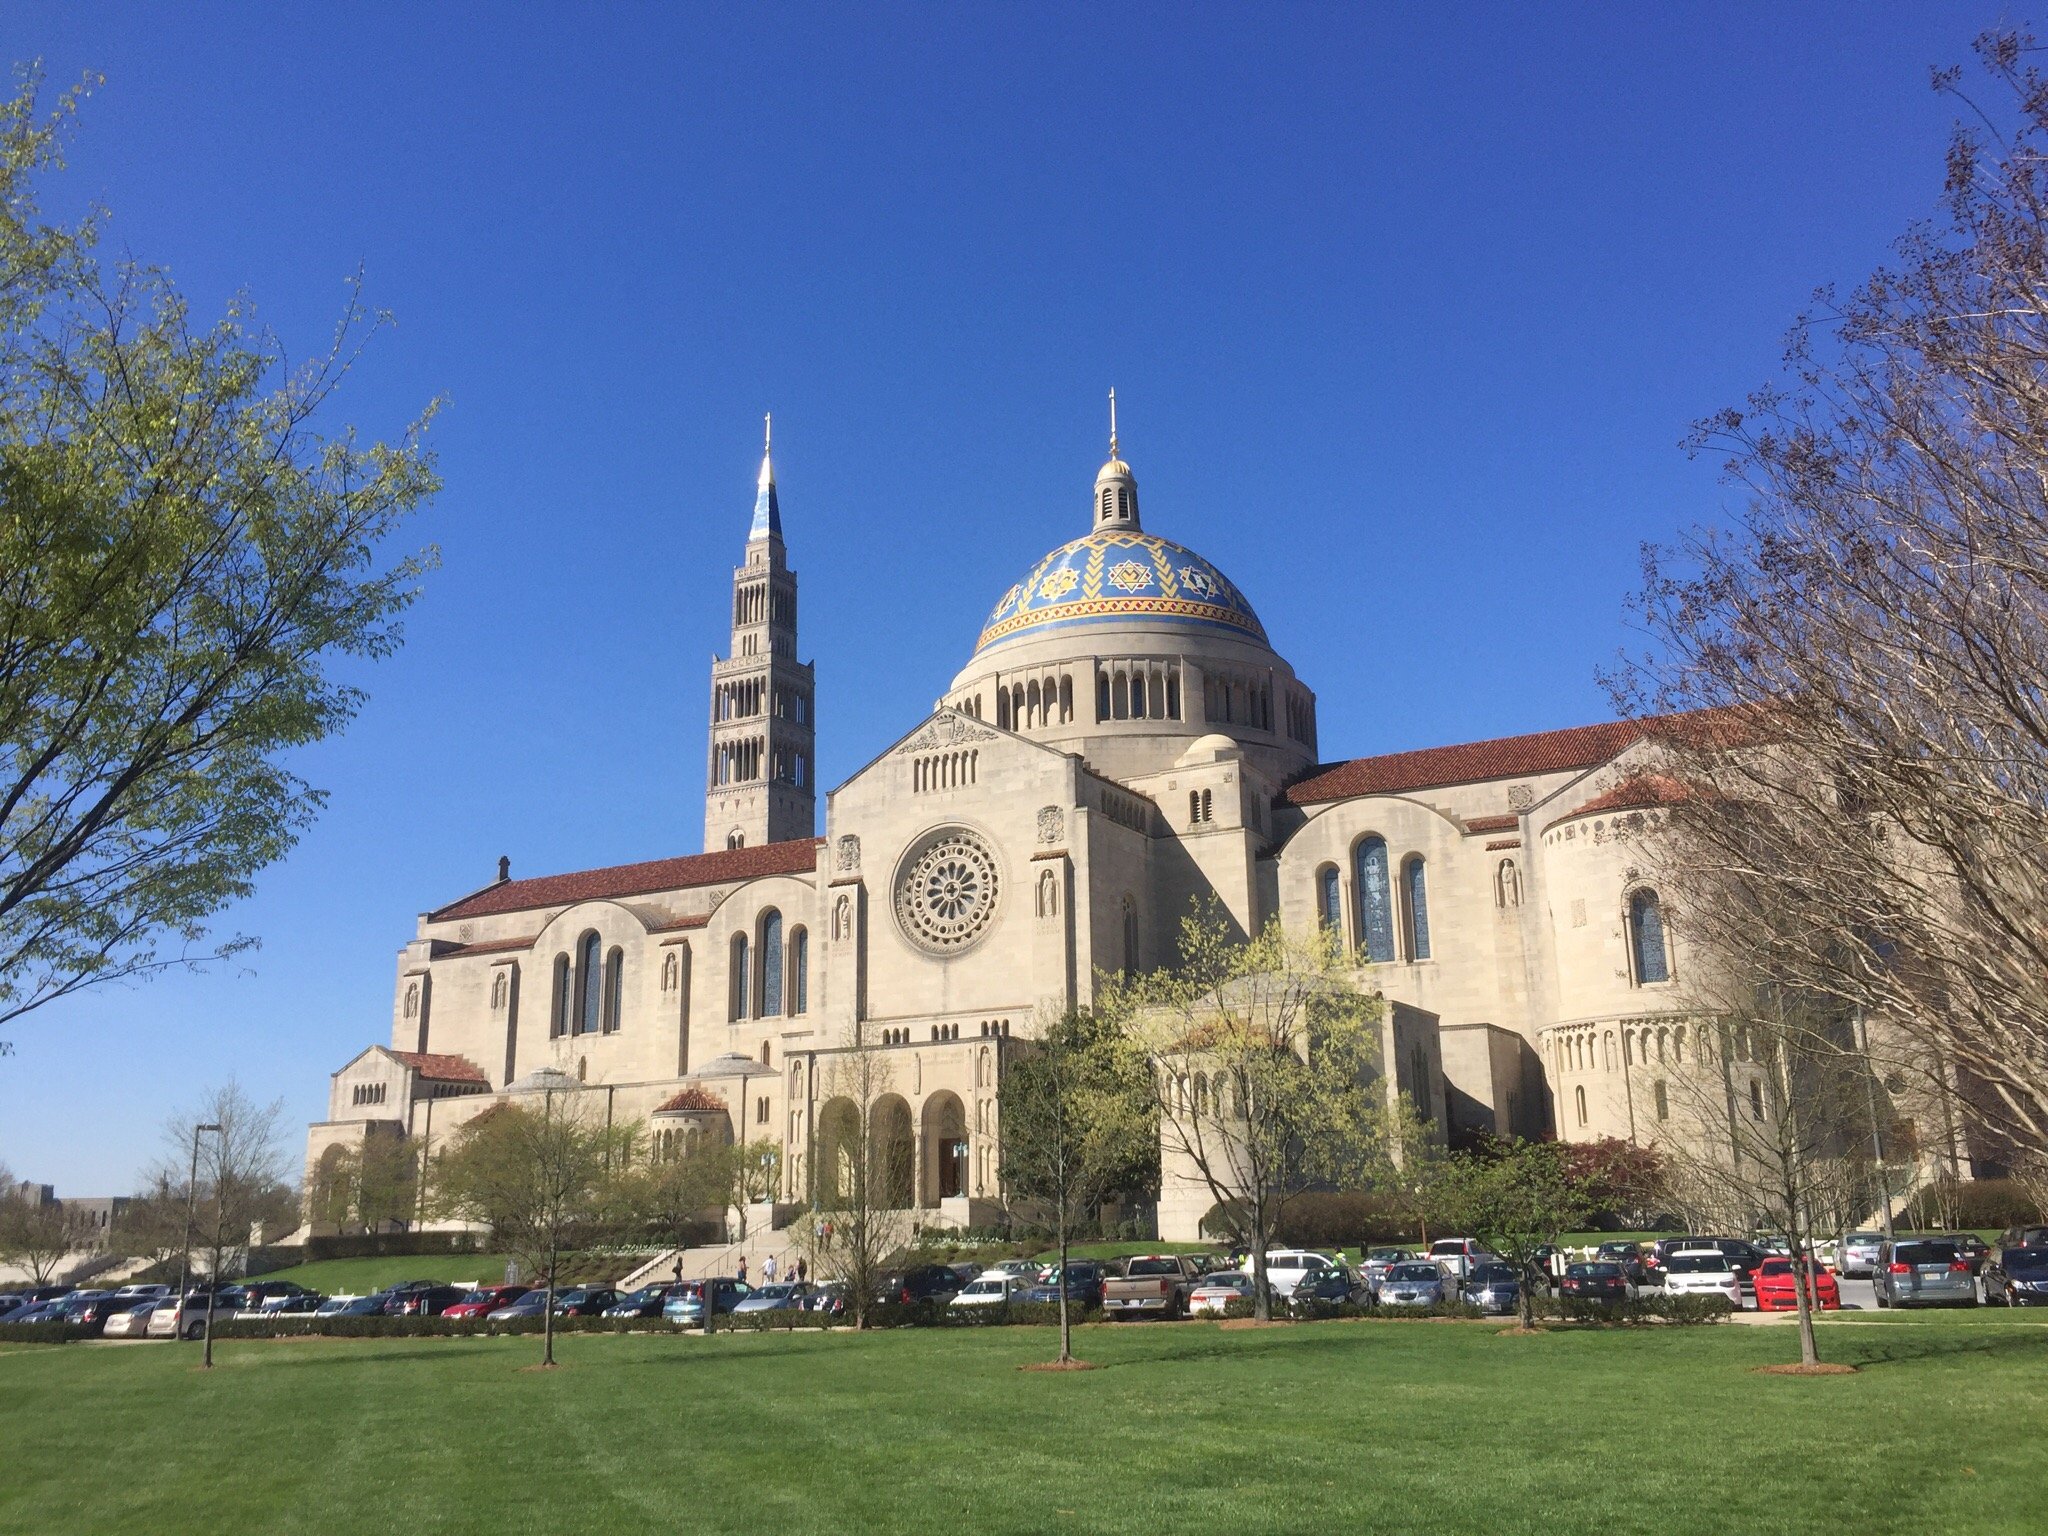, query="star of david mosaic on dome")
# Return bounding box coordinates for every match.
[973,529,1268,653]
